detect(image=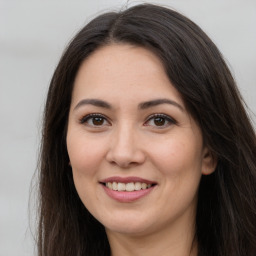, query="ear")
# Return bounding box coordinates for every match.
[201,147,217,175]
